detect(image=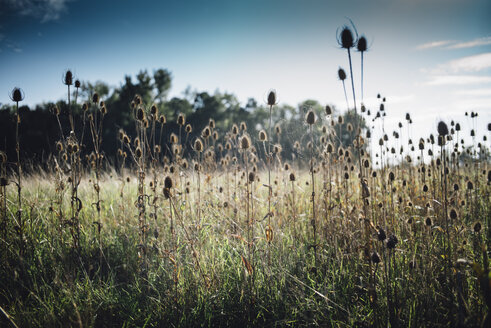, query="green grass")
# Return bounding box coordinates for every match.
[0,164,489,327]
